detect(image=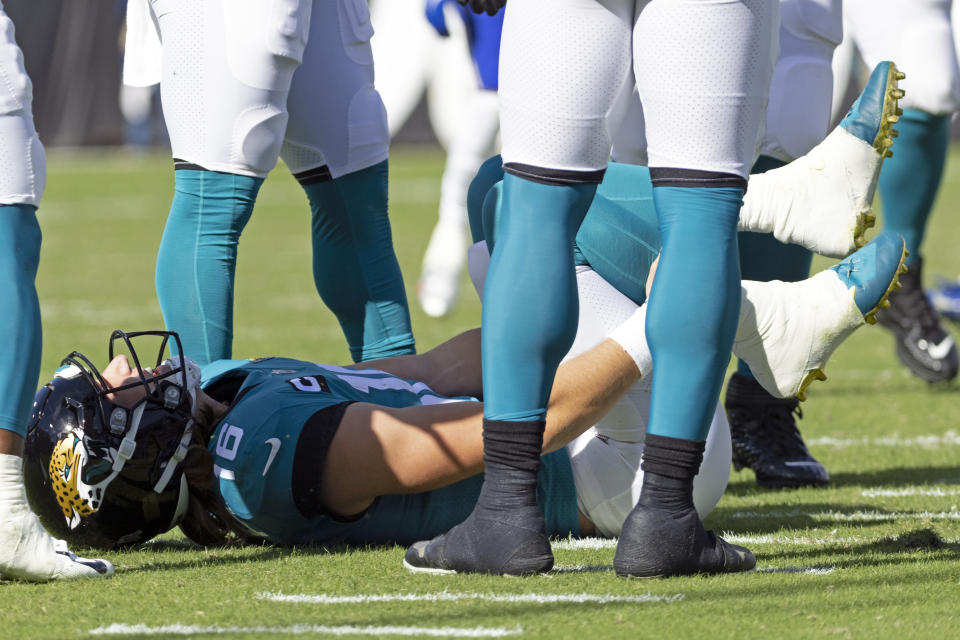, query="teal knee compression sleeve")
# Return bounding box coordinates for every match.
[468,155,506,243]
[155,169,262,366]
[0,205,41,437]
[878,109,949,266]
[575,163,660,305]
[646,185,743,442]
[479,162,660,306]
[481,173,595,422]
[300,160,415,362]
